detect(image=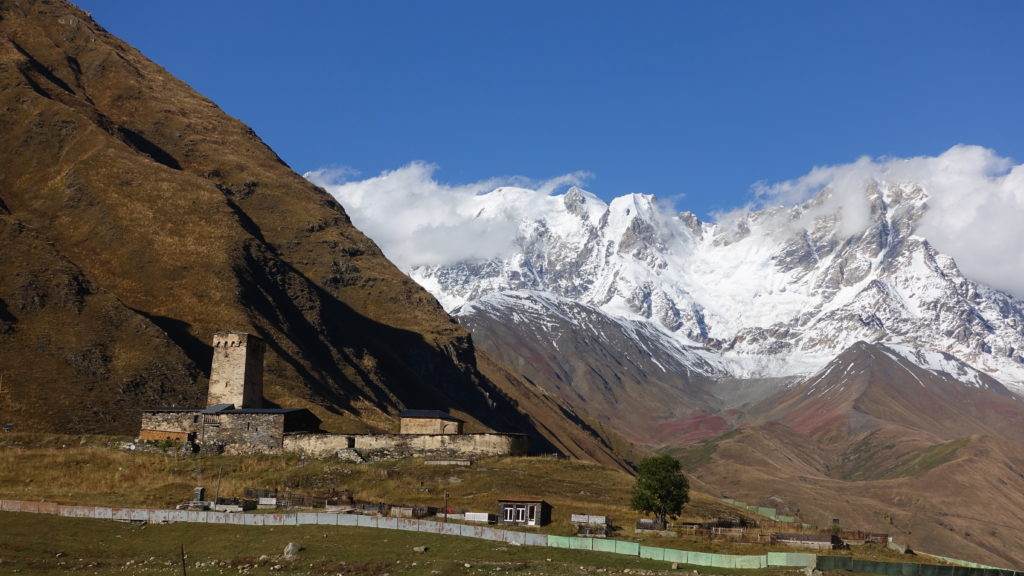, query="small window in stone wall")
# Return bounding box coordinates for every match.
[193,415,200,424]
